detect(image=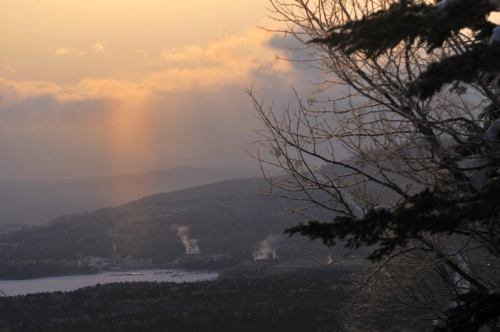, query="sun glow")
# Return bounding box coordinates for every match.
[0,0,298,179]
